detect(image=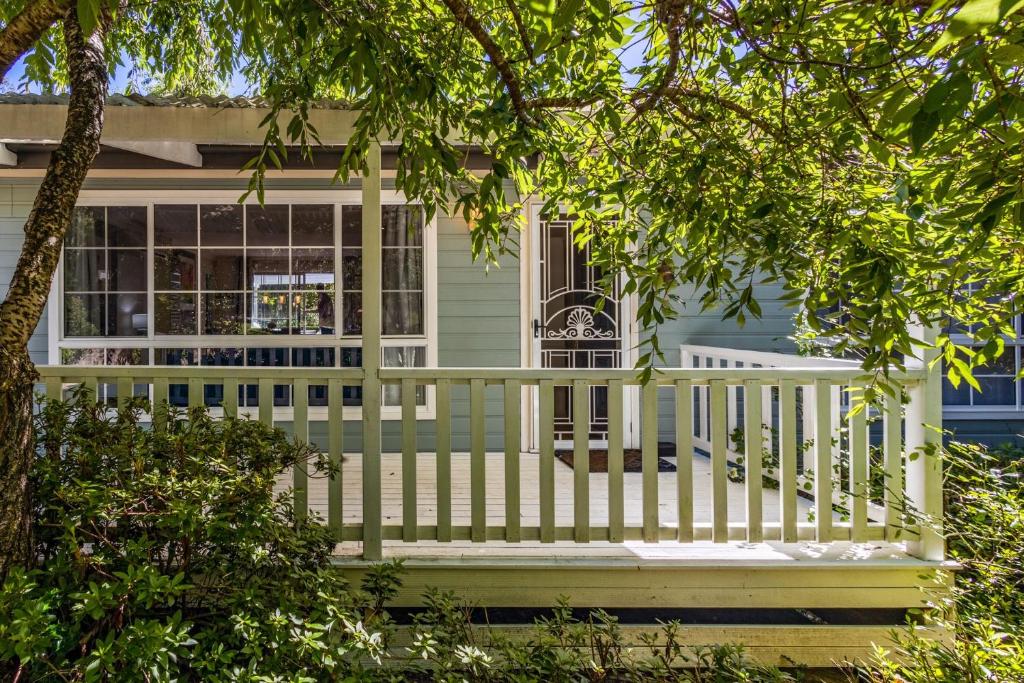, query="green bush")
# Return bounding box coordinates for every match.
[0,392,807,681]
[865,441,1024,682]
[0,391,396,681]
